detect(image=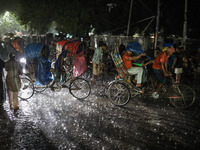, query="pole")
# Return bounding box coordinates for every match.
[127,0,133,36]
[154,0,160,49]
[183,0,188,50]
